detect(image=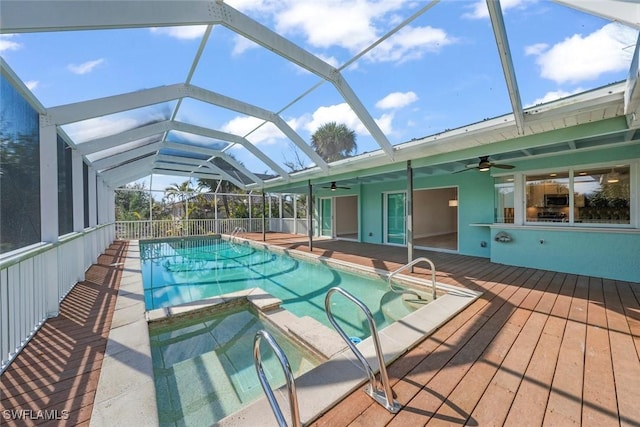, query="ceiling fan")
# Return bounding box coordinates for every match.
[323,181,350,191]
[454,156,515,173]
